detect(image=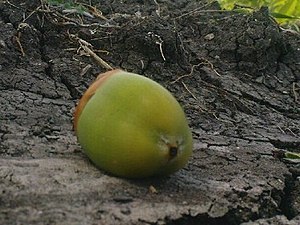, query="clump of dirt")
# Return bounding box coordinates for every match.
[0,1,299,225]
